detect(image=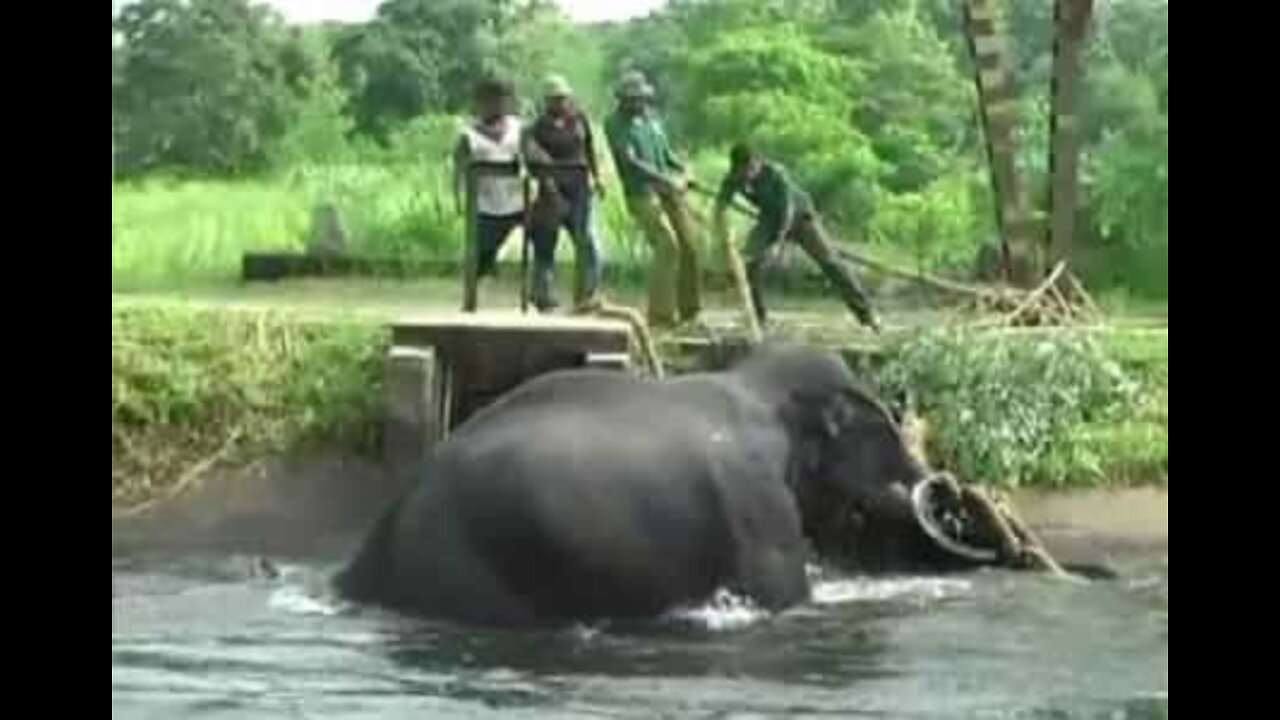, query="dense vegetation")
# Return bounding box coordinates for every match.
[111,303,386,502]
[112,0,1167,298]
[111,1,1167,497]
[110,300,1166,501]
[876,327,1167,487]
